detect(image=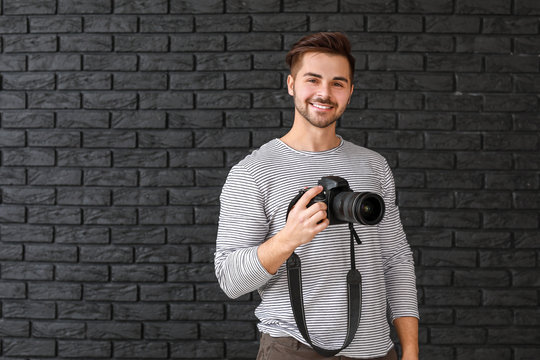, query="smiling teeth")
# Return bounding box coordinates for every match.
[312,103,331,109]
